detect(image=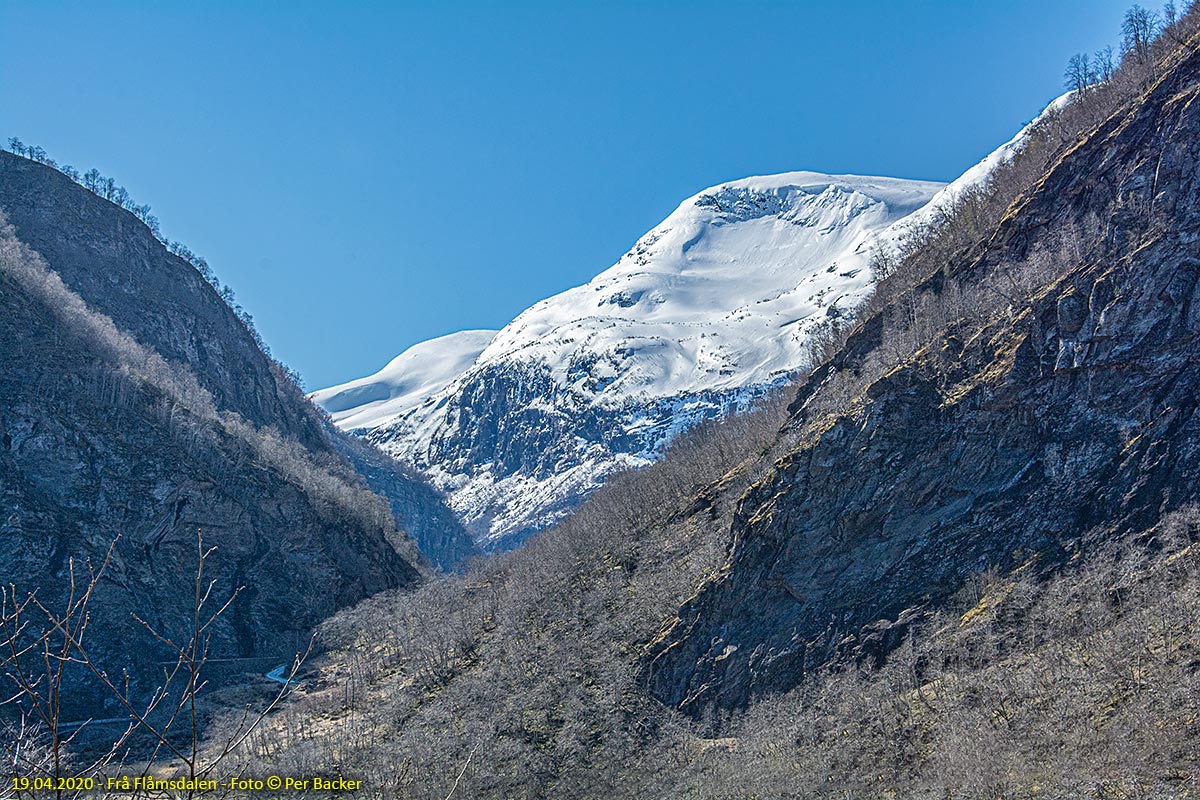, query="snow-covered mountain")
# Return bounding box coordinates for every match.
[313,96,1069,548]
[315,172,942,545]
[474,173,942,399]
